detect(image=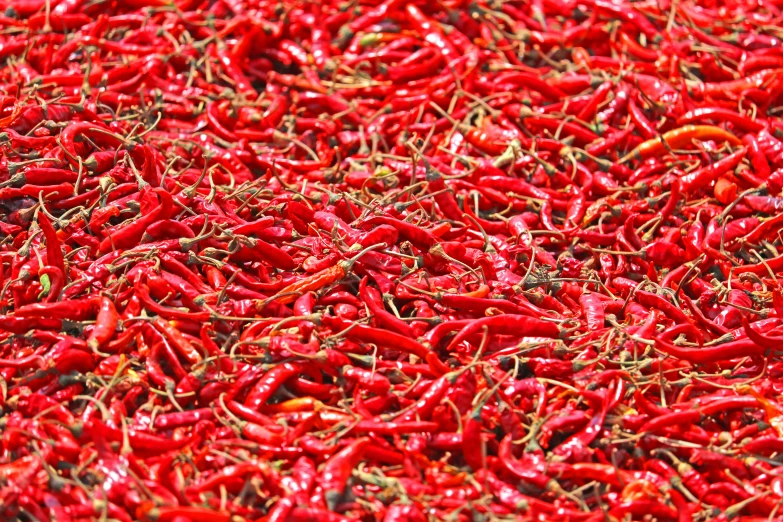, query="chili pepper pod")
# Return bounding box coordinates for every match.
[680,148,747,194]
[243,362,304,410]
[621,125,743,164]
[316,436,371,511]
[446,314,564,352]
[341,366,392,395]
[264,243,384,306]
[86,295,118,351]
